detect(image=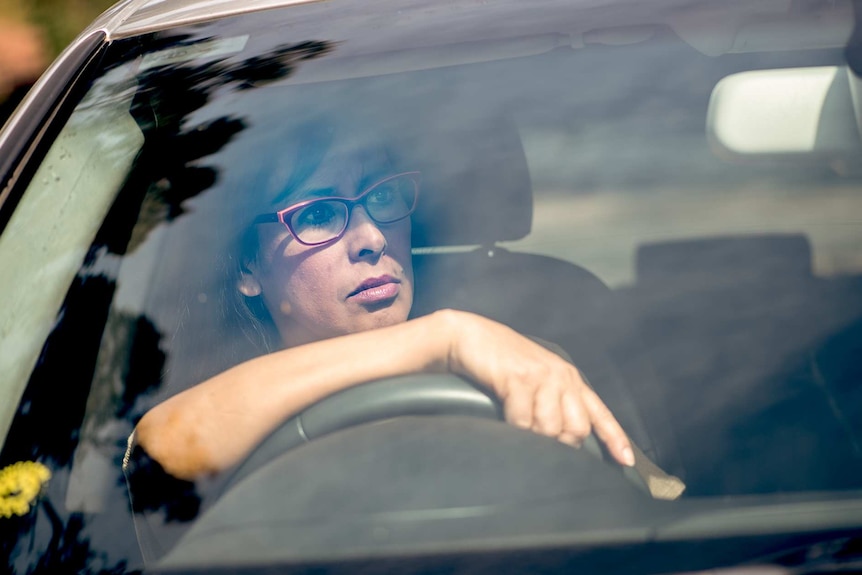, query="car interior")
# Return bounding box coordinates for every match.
[3,1,862,570]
